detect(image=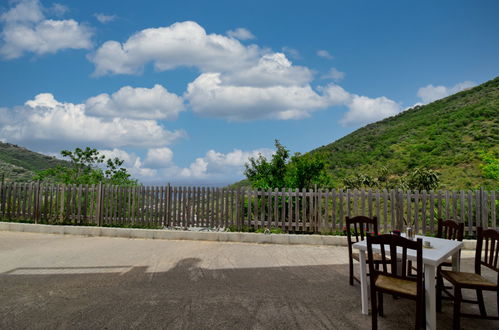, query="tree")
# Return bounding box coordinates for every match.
[244,140,289,189]
[244,140,330,189]
[406,167,439,191]
[34,147,137,185]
